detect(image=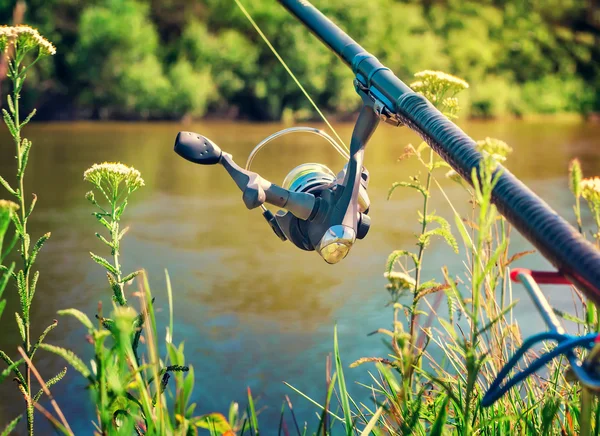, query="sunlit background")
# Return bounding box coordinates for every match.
[1,0,600,433]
